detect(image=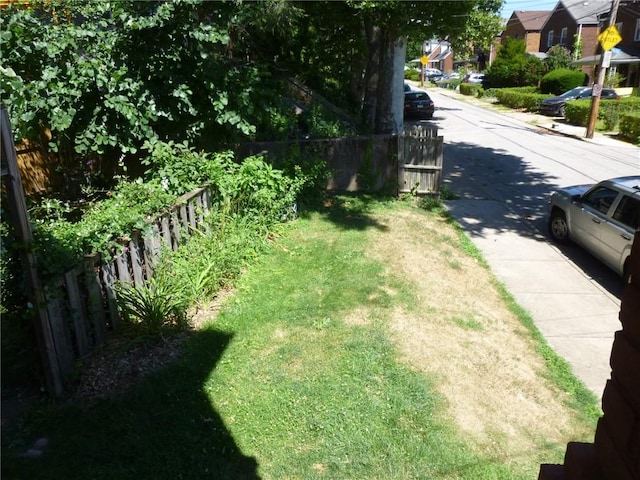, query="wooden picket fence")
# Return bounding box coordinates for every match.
[41,186,215,386]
